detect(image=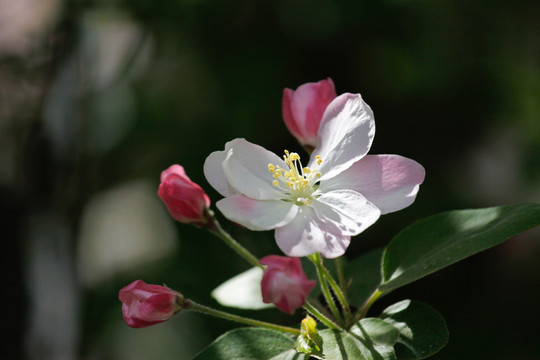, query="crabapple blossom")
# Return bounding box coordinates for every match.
[158,164,211,226]
[204,93,425,258]
[260,255,316,314]
[118,280,183,328]
[282,78,337,149]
